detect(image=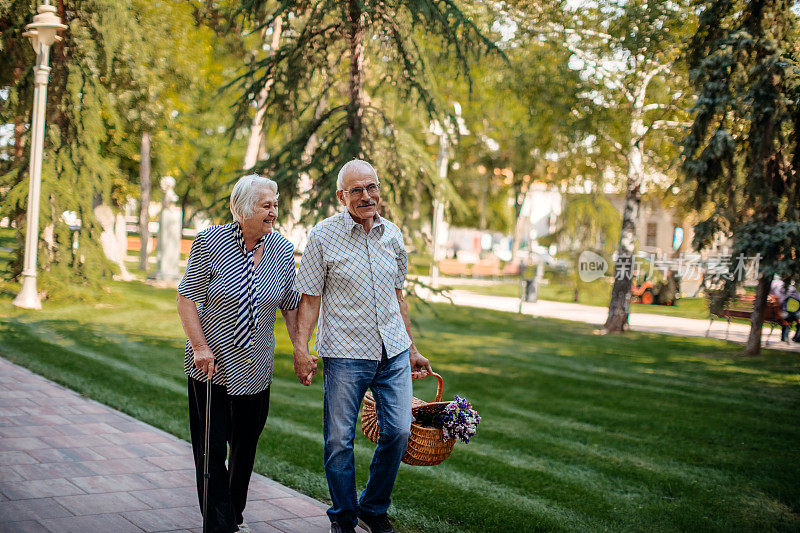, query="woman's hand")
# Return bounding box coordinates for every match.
[193,344,216,380]
[293,346,318,386]
[177,294,214,380]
